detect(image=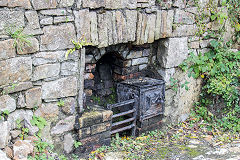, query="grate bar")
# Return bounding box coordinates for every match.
[111,124,135,135]
[107,99,134,109]
[112,117,135,127]
[112,109,136,118]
